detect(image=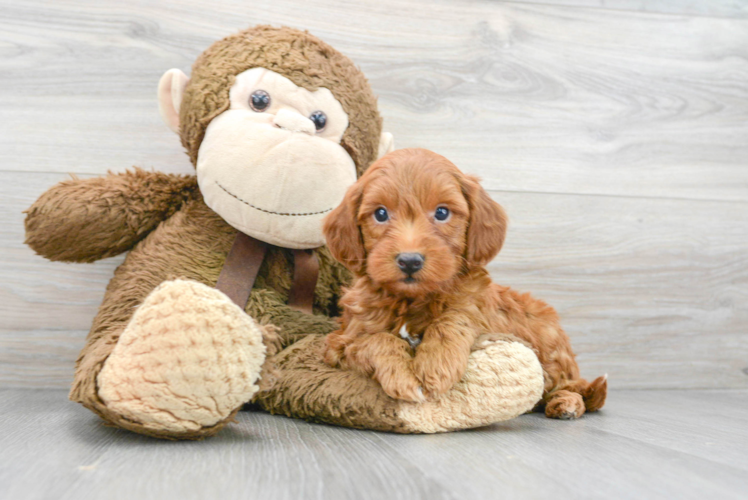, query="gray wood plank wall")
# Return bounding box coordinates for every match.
[1,0,746,390]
